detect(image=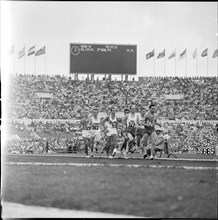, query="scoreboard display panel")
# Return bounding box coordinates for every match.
[69,43,137,75]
